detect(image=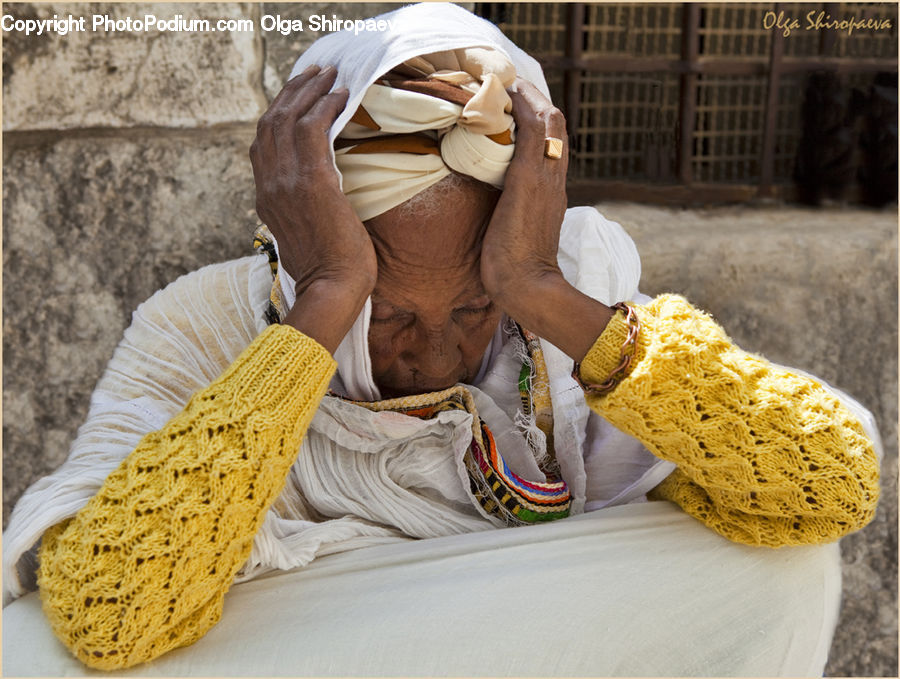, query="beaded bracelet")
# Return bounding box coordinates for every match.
[571,302,640,396]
